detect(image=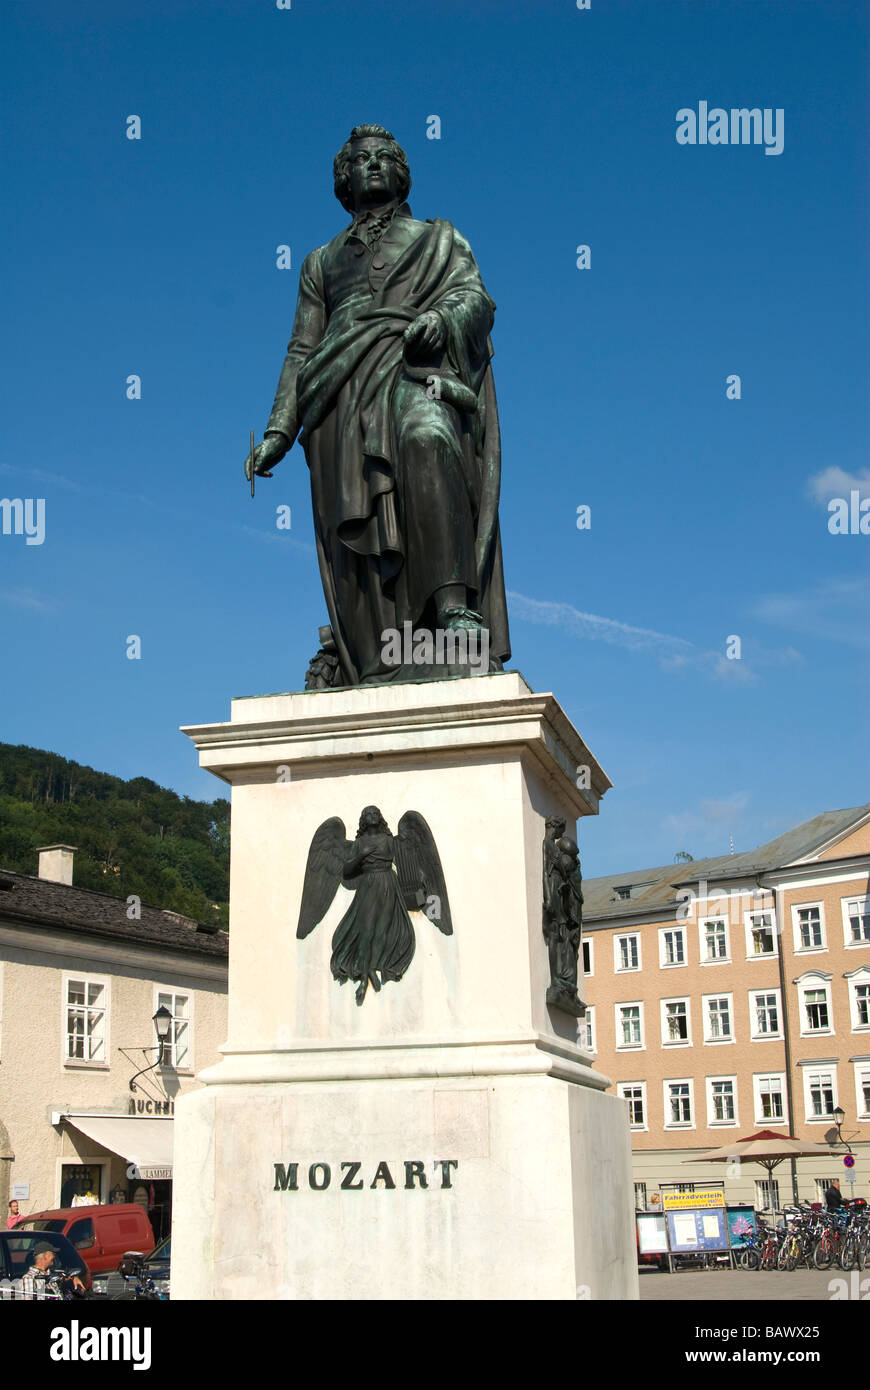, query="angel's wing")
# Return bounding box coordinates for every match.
[395,811,453,936]
[296,817,354,939]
